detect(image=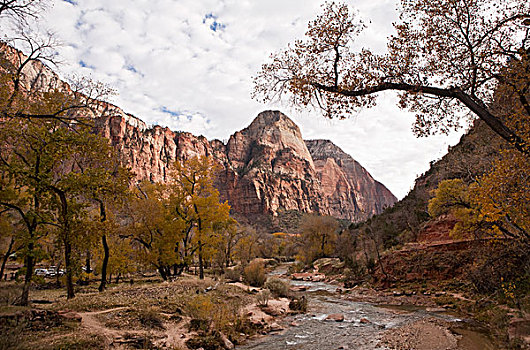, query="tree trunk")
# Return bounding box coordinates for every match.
[158,266,168,281]
[98,234,109,292]
[115,273,121,284]
[18,241,34,306]
[85,250,91,273]
[65,241,75,299]
[97,200,108,292]
[0,237,15,280]
[198,241,204,280]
